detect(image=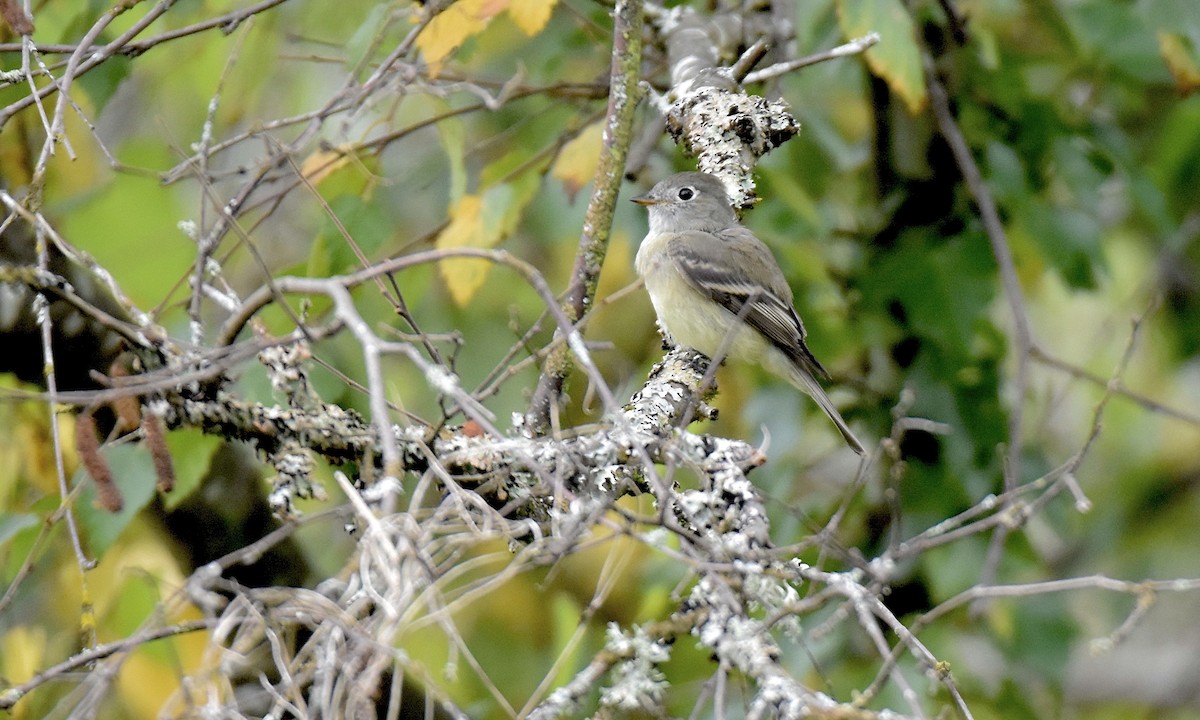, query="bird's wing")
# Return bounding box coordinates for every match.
[666,228,830,381]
